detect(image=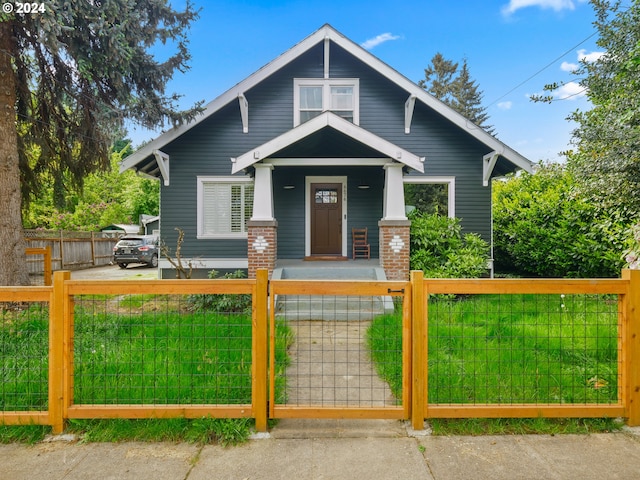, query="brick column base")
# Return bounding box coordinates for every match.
[247,220,277,279]
[378,220,410,281]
